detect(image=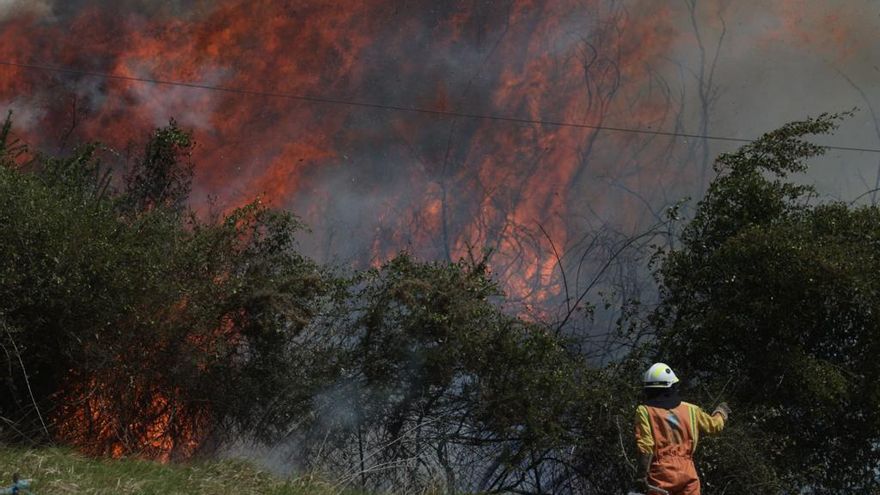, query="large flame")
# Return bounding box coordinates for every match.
[0,1,690,309]
[1,0,873,457]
